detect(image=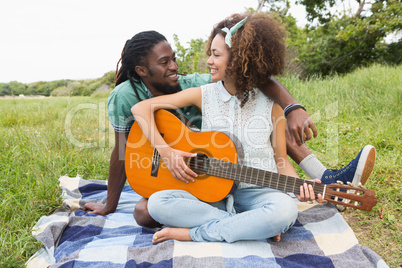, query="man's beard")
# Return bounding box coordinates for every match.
[150,81,182,95]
